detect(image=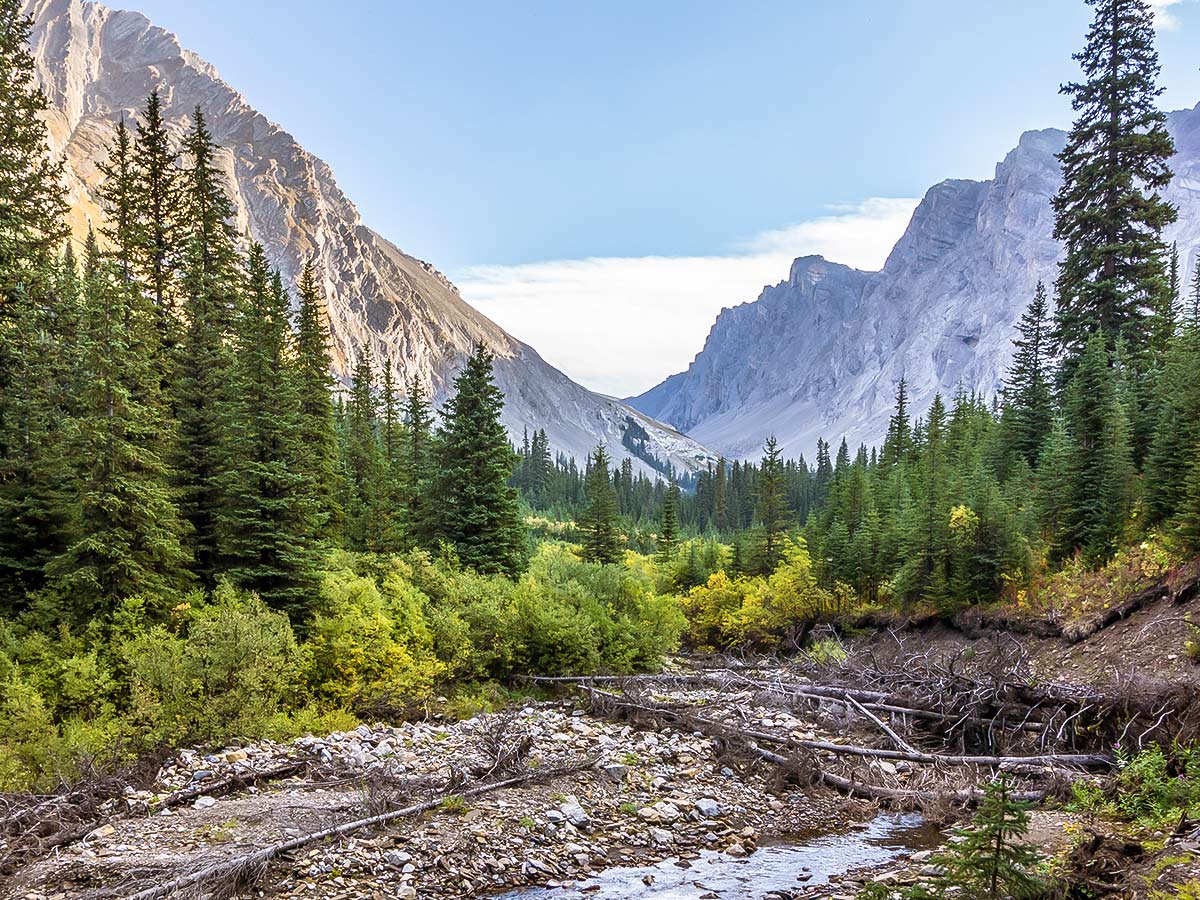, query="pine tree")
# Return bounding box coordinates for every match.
[1150,242,1181,352]
[293,261,341,541]
[342,351,383,551]
[1002,282,1055,465]
[219,247,319,619]
[712,458,728,532]
[1051,0,1176,373]
[911,777,1043,900]
[400,377,436,548]
[173,108,240,587]
[432,343,527,575]
[0,0,71,606]
[50,228,190,614]
[1190,258,1200,326]
[131,90,183,348]
[882,379,912,468]
[754,436,790,574]
[580,445,622,565]
[656,480,680,562]
[1060,333,1136,562]
[1144,325,1200,524]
